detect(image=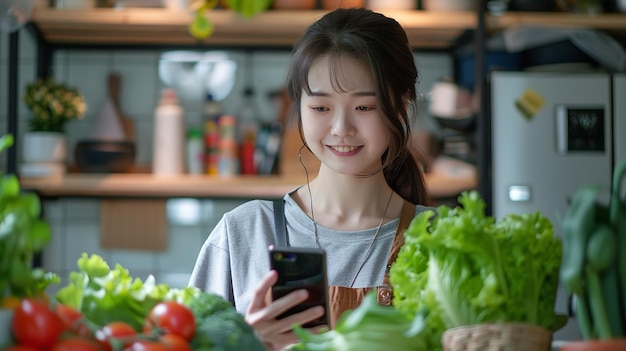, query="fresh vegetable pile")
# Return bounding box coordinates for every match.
[289,291,430,351]
[0,134,59,307]
[390,190,566,350]
[2,253,265,351]
[560,157,626,340]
